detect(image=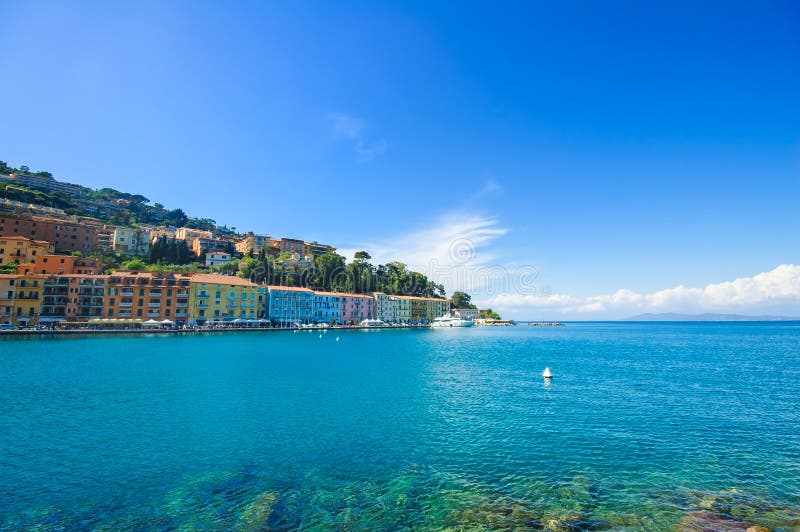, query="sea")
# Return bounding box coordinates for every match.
[1,322,798,530]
